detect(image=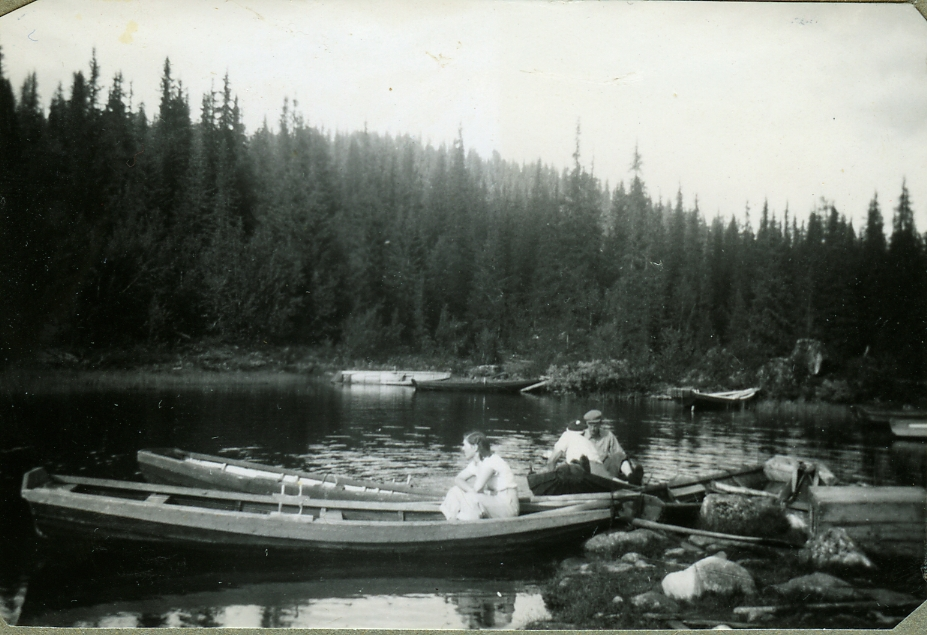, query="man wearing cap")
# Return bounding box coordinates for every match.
[546,417,611,478]
[582,409,627,478]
